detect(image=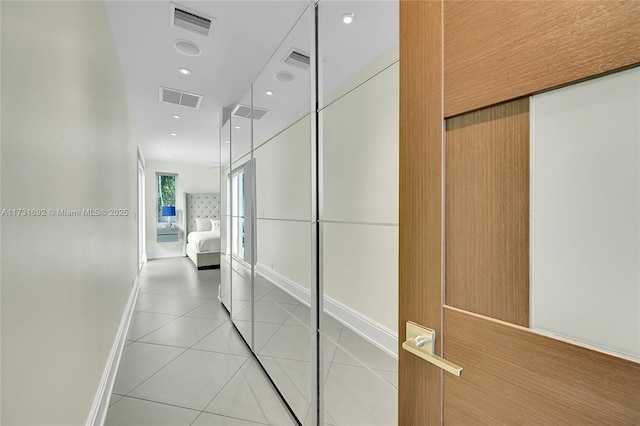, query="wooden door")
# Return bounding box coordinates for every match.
[399,1,640,425]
